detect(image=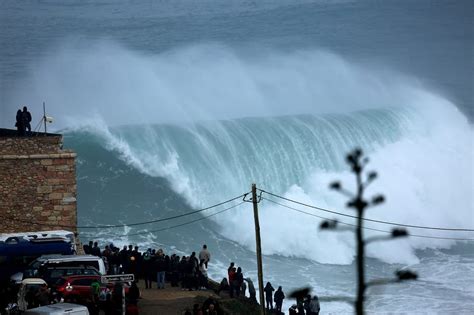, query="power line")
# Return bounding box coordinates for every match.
[263,197,474,241]
[259,189,474,232]
[81,201,244,239]
[0,193,248,229]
